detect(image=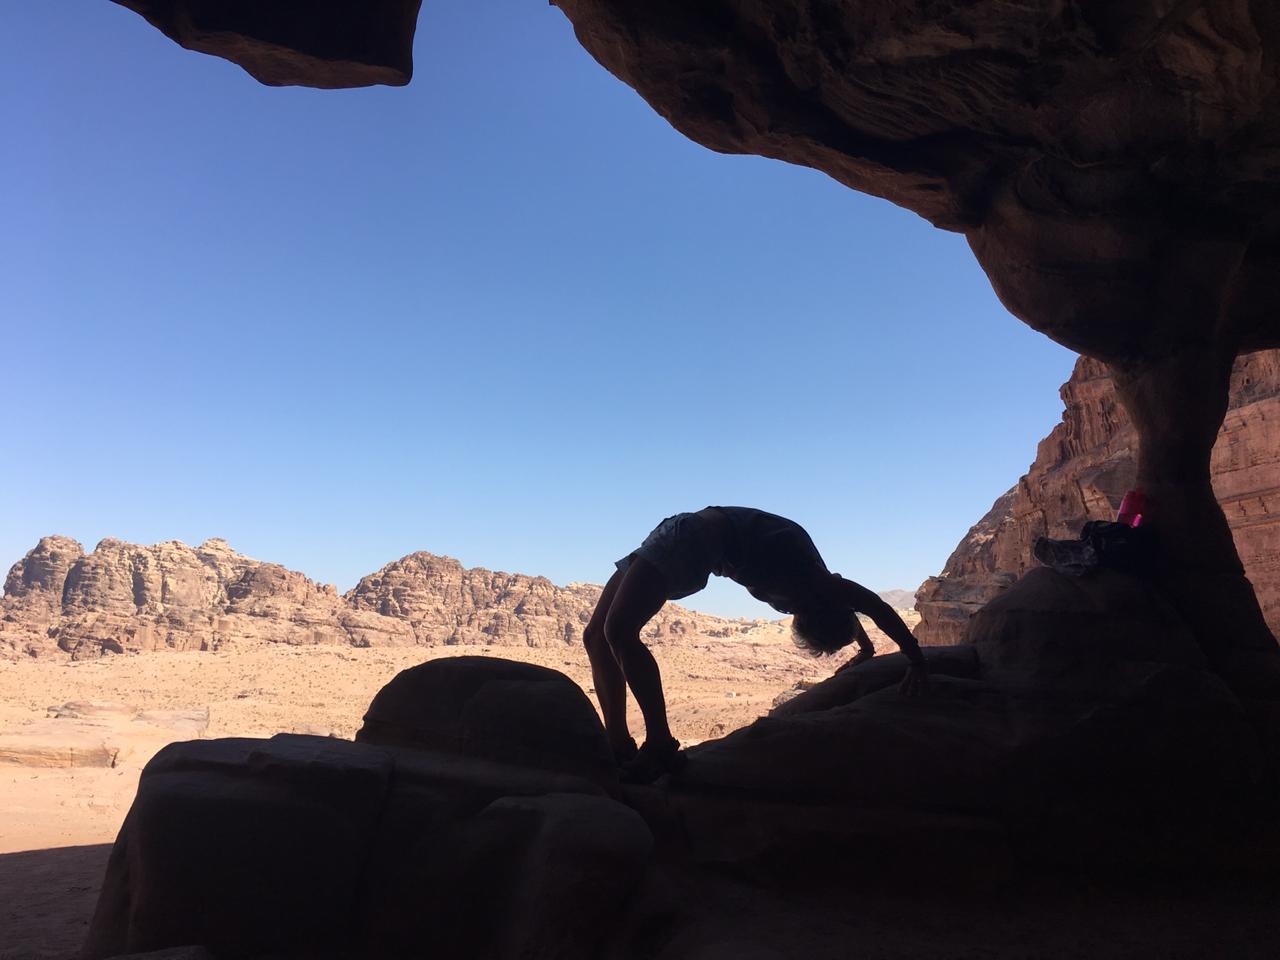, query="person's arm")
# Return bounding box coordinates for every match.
[834,617,875,674]
[835,576,928,694]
